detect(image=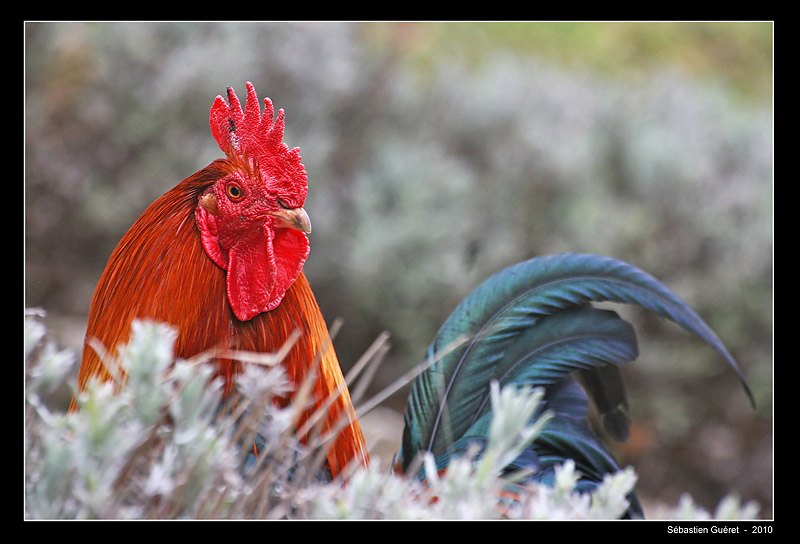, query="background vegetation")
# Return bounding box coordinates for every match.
[25,21,772,517]
[25,313,761,519]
